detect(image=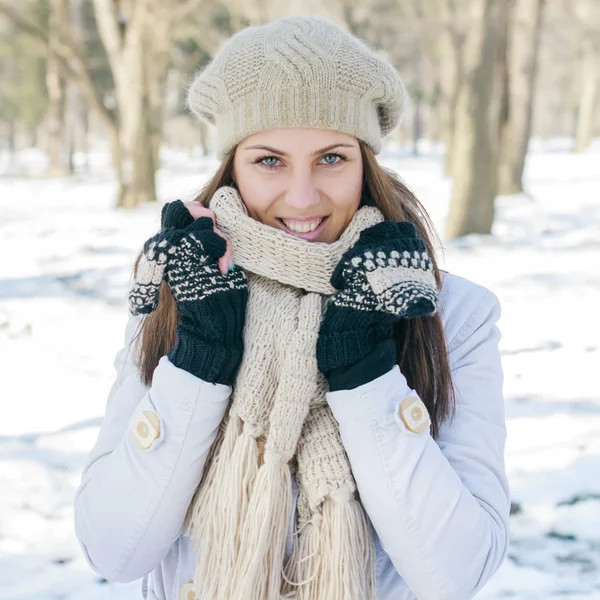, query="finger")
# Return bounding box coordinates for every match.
[182,202,233,274]
[183,201,217,223]
[213,228,234,275]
